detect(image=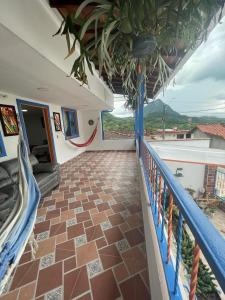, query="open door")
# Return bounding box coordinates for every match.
[17,100,56,163]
